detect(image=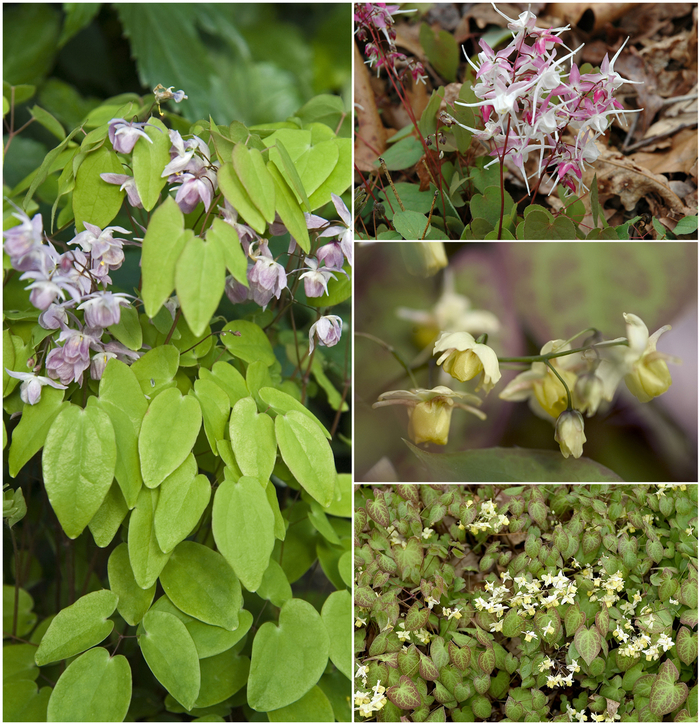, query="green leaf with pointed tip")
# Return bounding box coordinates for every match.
[29,104,64,139]
[139,388,202,488]
[42,404,116,539]
[34,590,118,666]
[139,610,200,711]
[129,487,171,589]
[258,387,331,438]
[132,116,170,210]
[268,161,310,252]
[232,142,275,223]
[131,344,180,397]
[321,590,351,680]
[265,131,311,211]
[275,411,335,507]
[192,379,230,456]
[470,185,515,231]
[649,660,688,717]
[174,235,225,337]
[159,541,241,631]
[393,209,430,241]
[107,303,143,351]
[206,216,248,285]
[565,604,586,638]
[212,476,275,592]
[248,598,330,711]
[387,675,422,710]
[72,145,124,231]
[529,499,547,528]
[88,480,129,547]
[404,602,429,631]
[154,458,211,553]
[229,397,276,484]
[405,443,624,482]
[8,385,67,478]
[257,559,293,608]
[46,647,131,722]
[108,543,156,626]
[676,627,698,665]
[199,361,248,407]
[141,197,190,317]
[218,162,266,234]
[502,608,524,638]
[574,625,602,666]
[194,649,250,708]
[220,319,276,366]
[267,685,335,722]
